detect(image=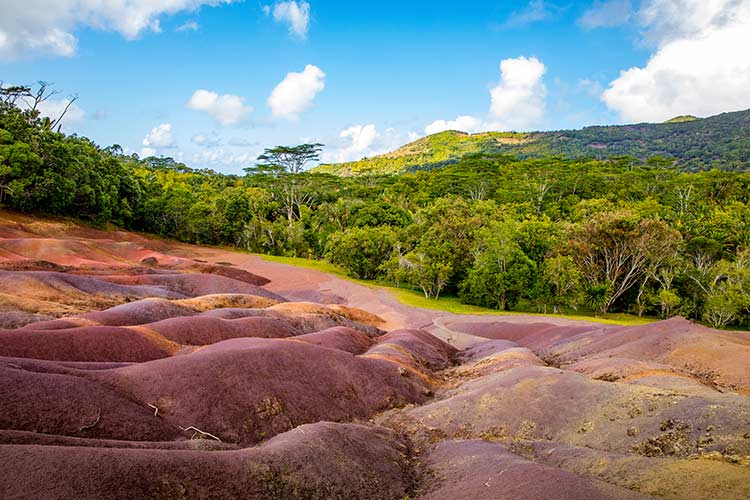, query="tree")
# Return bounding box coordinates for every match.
[325,226,397,279]
[459,222,536,310]
[392,251,452,299]
[246,144,324,225]
[543,255,582,313]
[250,143,324,175]
[700,251,750,328]
[568,210,680,313]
